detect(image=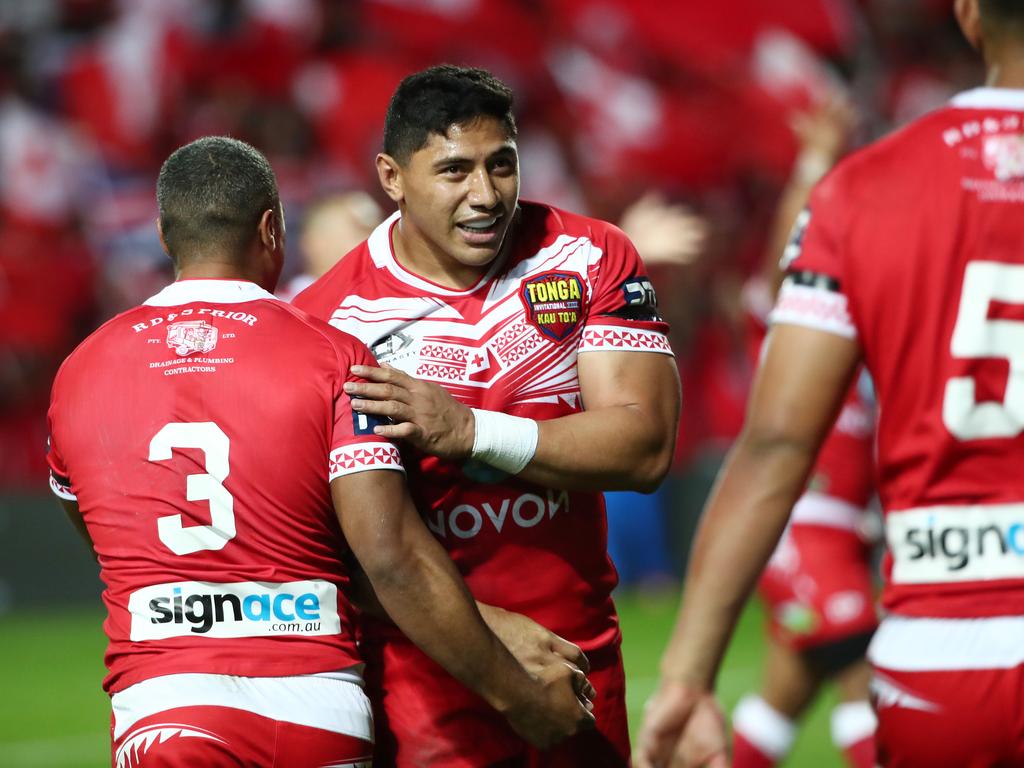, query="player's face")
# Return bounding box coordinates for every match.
[388,117,519,276]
